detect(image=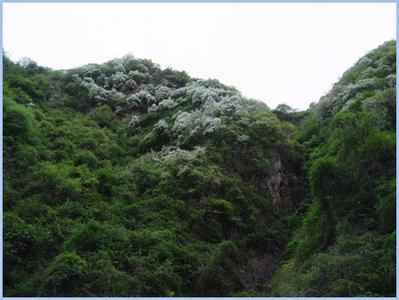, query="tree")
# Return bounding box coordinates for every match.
[41,252,88,296]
